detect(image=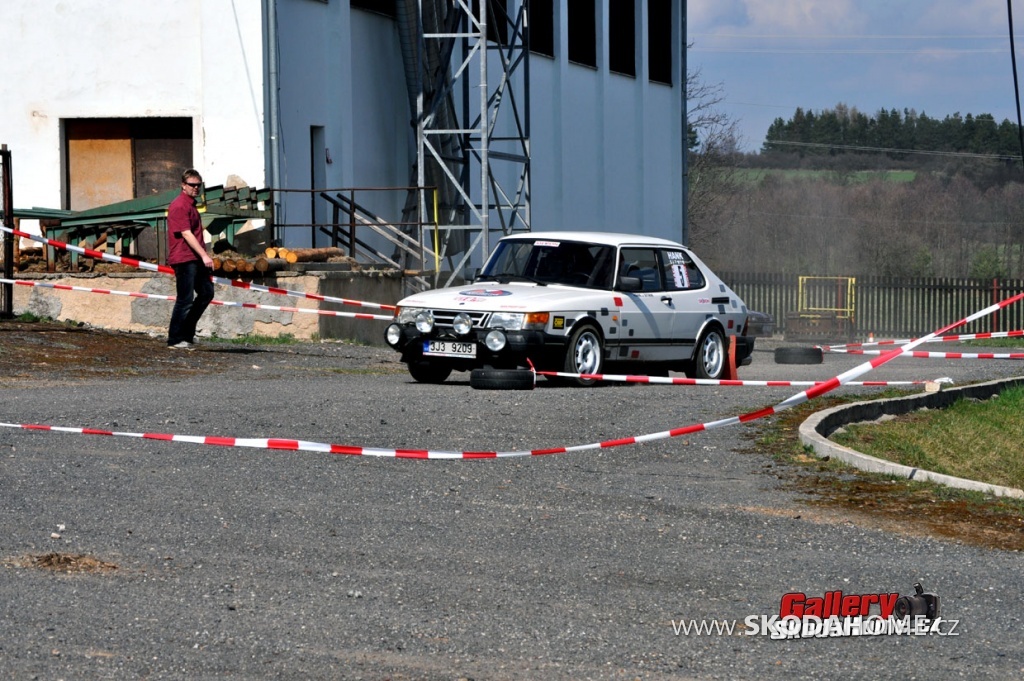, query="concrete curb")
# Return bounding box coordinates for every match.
[799,377,1024,499]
